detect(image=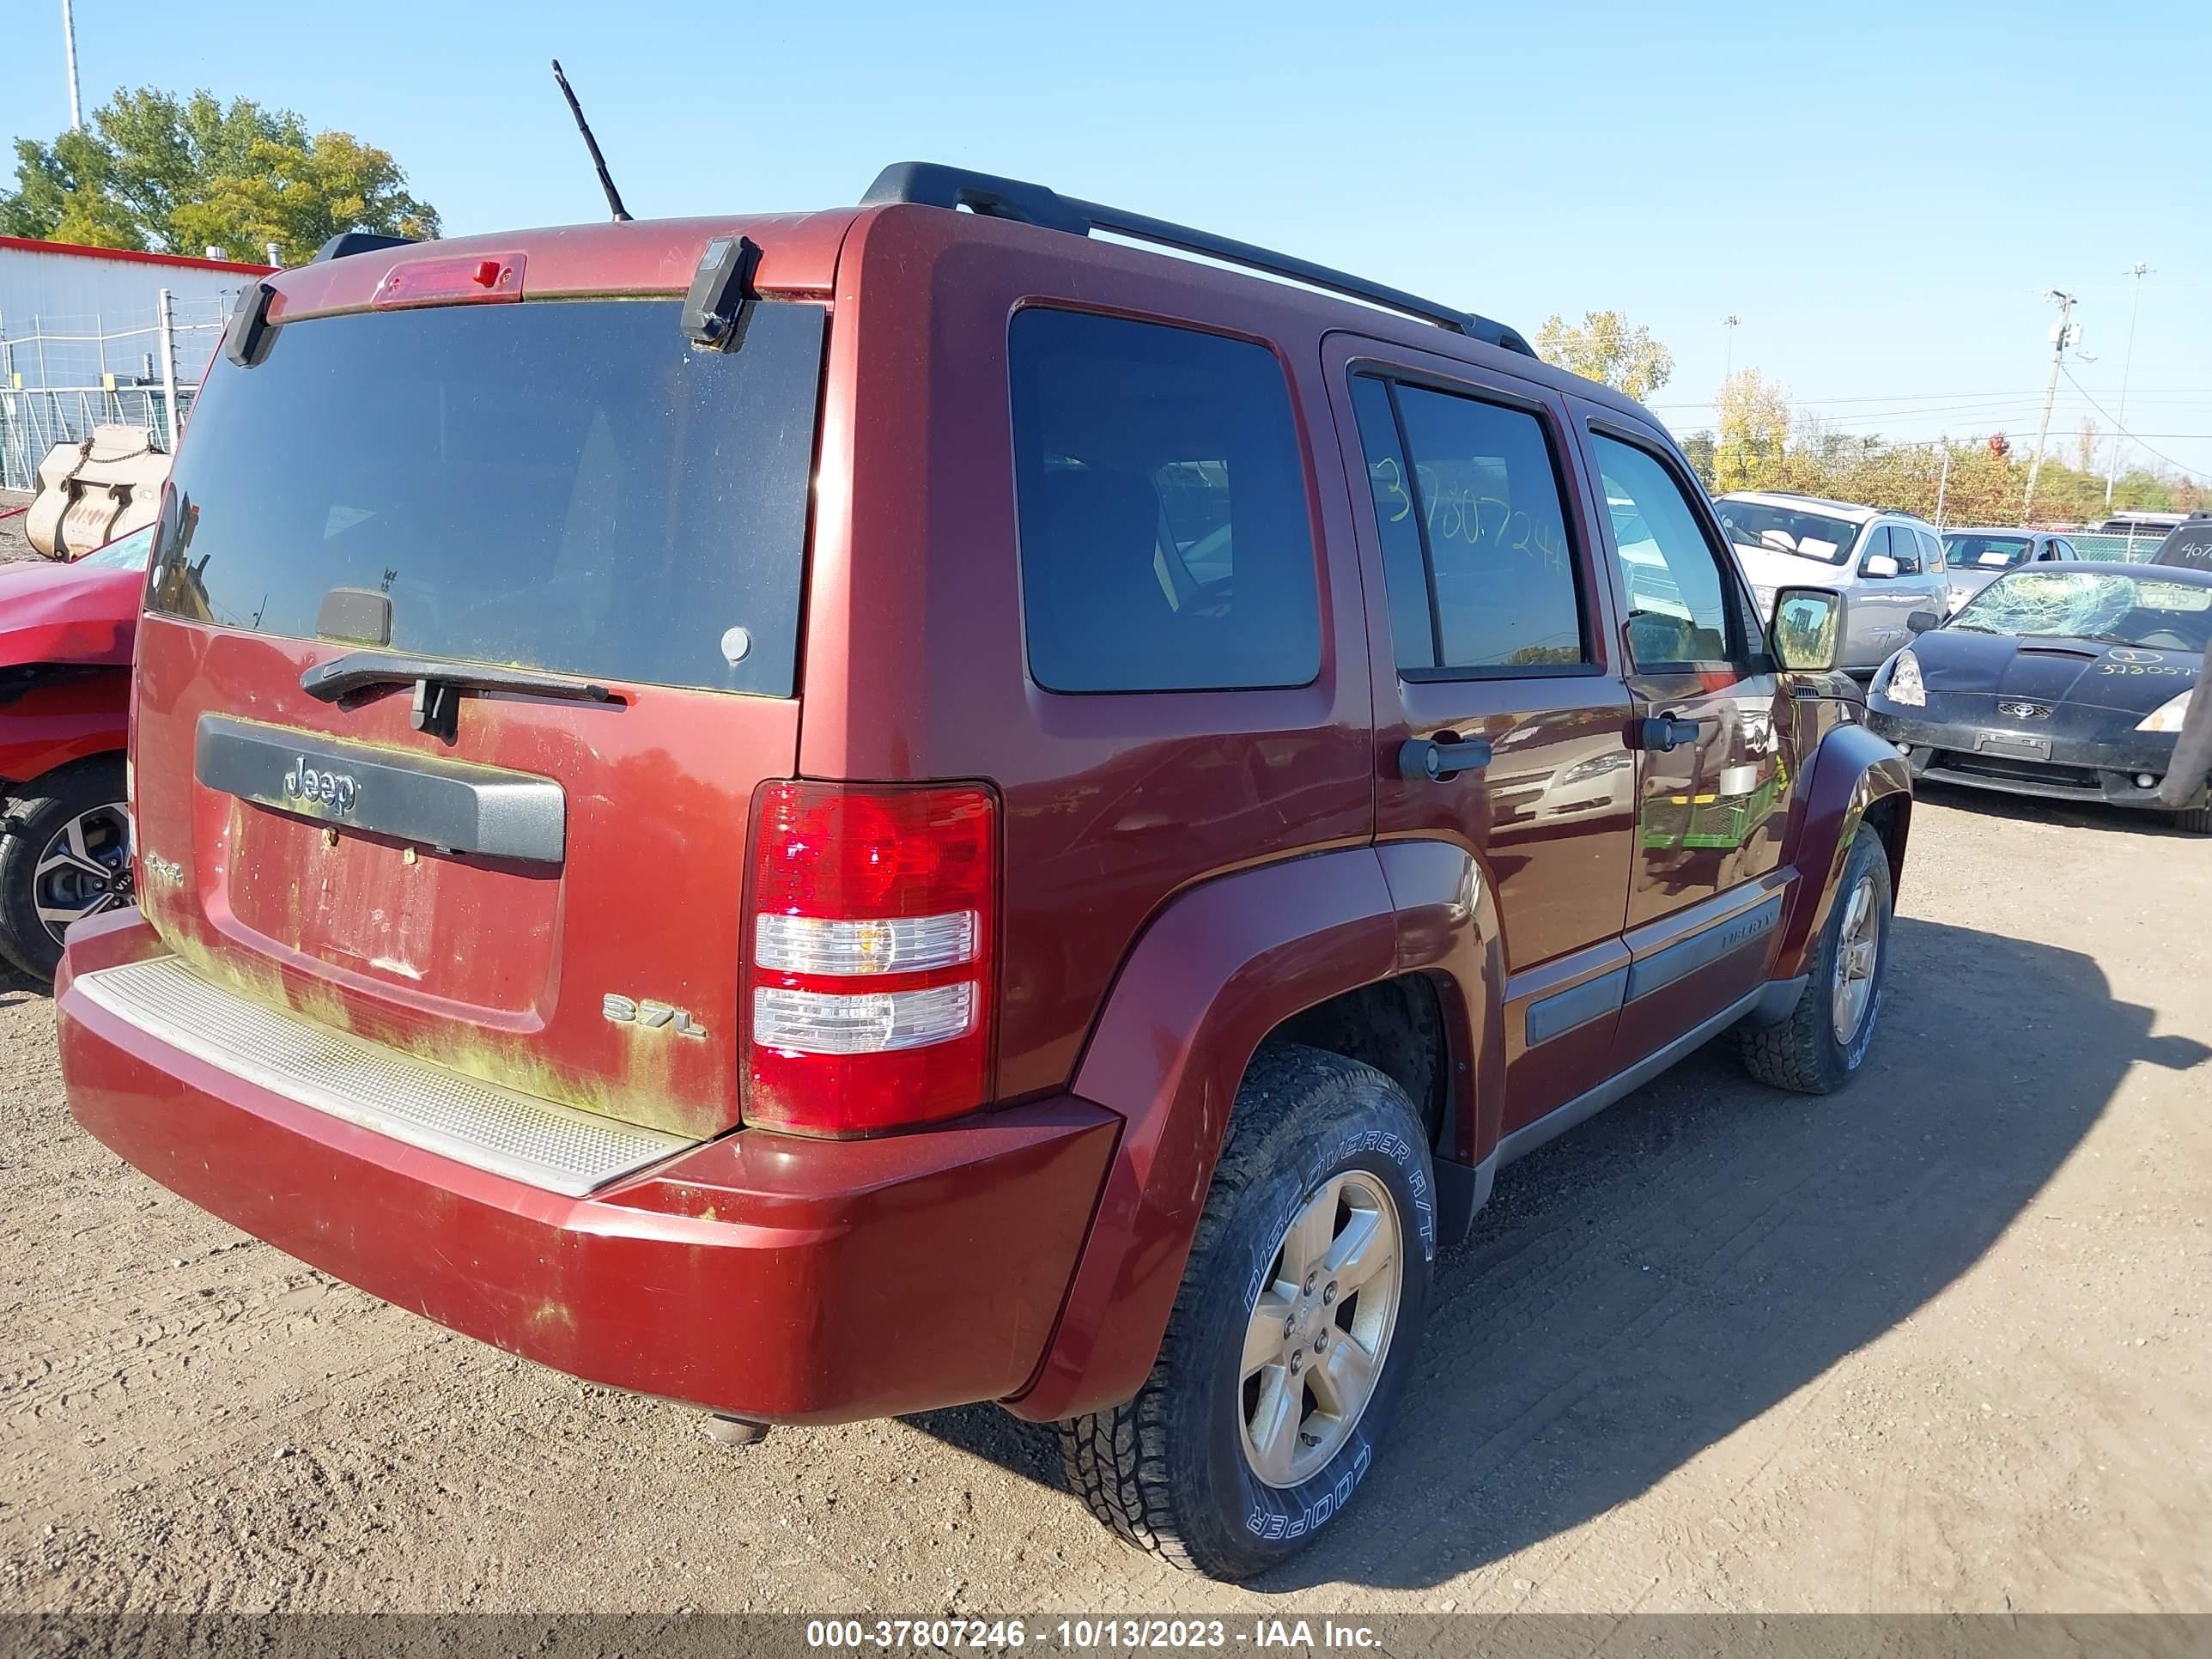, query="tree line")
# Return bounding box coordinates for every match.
[1687,367,2208,526]
[1,88,438,266]
[1534,311,2207,526]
